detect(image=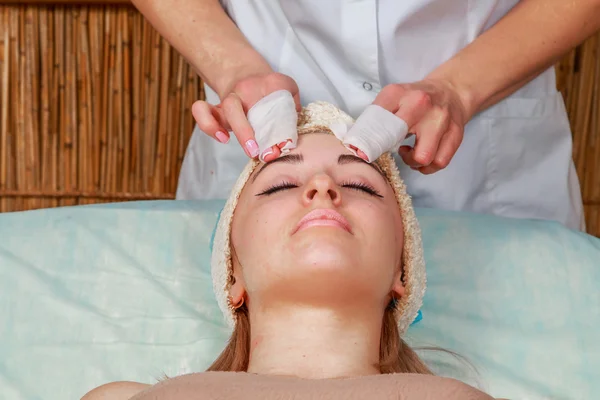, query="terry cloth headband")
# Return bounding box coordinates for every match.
[210,101,426,335]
